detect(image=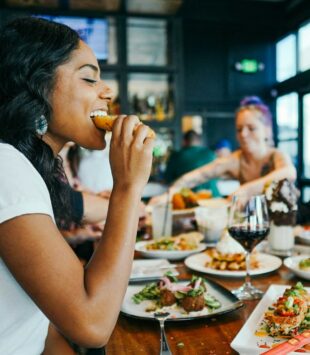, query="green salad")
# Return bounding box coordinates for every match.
[299,258,310,271]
